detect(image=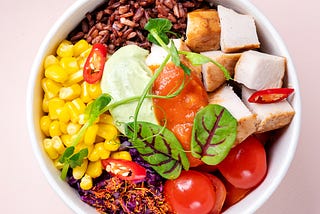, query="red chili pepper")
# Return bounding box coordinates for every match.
[83,43,107,84]
[248,88,294,104]
[101,158,147,182]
